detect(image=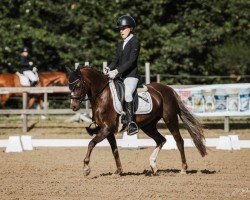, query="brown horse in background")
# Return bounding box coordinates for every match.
[0,73,26,108]
[31,71,68,108]
[67,65,207,176]
[0,72,68,108]
[39,71,68,87]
